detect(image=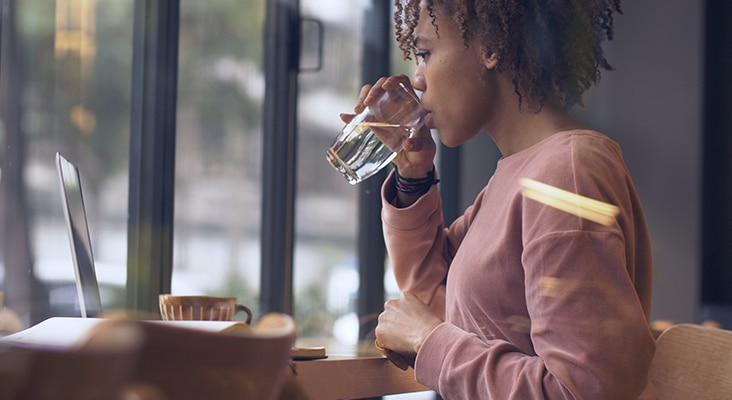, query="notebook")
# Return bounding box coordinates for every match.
[55,152,103,318]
